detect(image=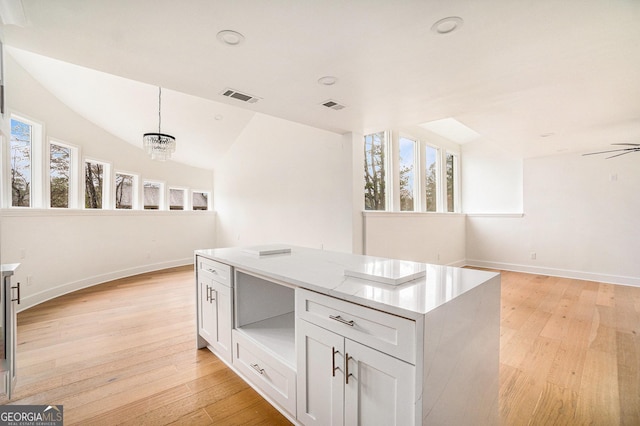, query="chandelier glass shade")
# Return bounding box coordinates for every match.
[144,87,176,161]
